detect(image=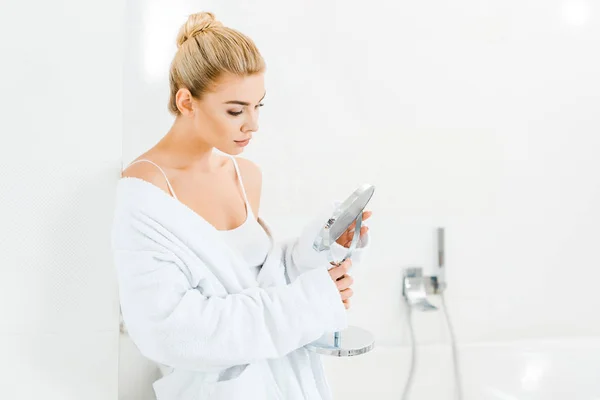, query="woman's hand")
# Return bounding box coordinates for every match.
[327,210,371,309]
[328,259,354,309]
[335,210,372,248]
